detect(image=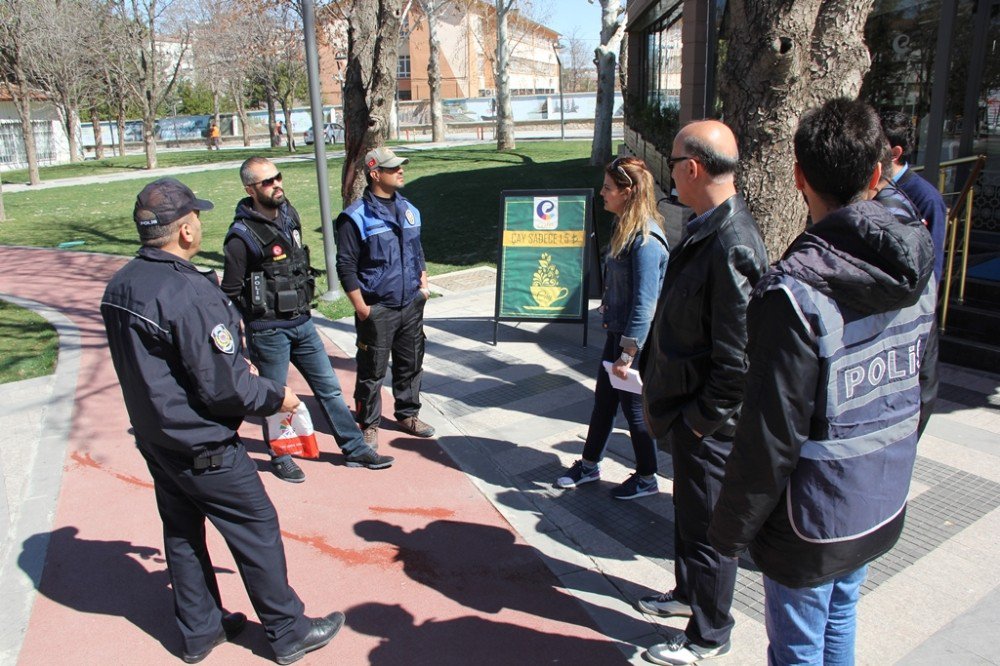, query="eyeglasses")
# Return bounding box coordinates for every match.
[378,166,403,174]
[256,172,282,188]
[611,157,633,187]
[667,156,693,170]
